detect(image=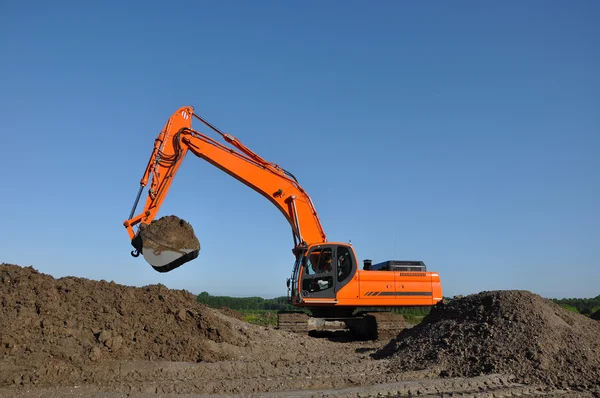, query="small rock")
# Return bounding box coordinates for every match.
[89,346,102,361]
[97,330,111,344]
[176,309,187,321]
[107,335,123,351]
